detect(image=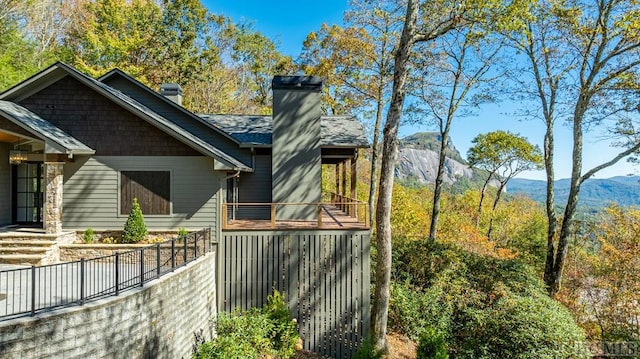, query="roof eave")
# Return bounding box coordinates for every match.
[98,69,242,145]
